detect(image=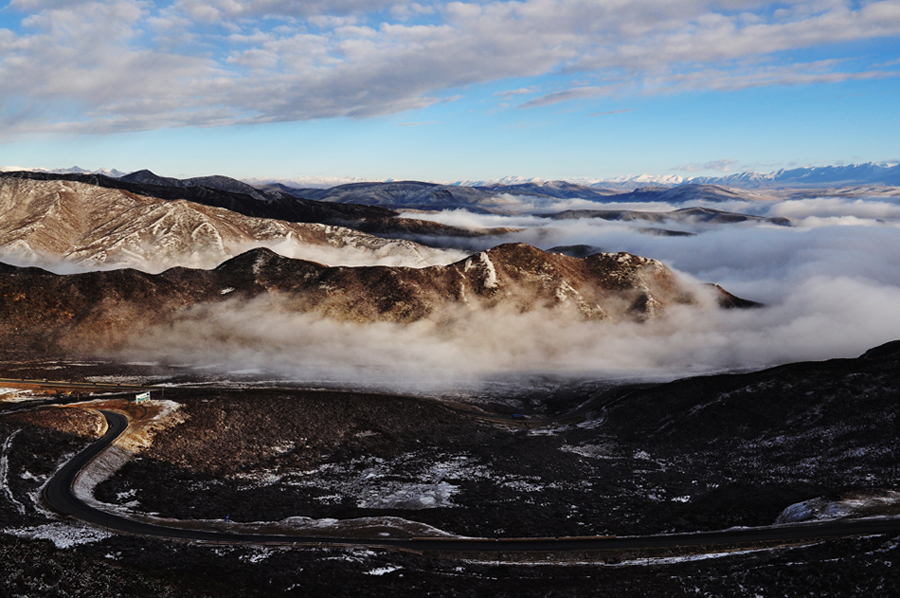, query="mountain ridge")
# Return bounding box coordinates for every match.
[0,171,509,259]
[0,243,751,352]
[10,162,899,193]
[0,176,464,272]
